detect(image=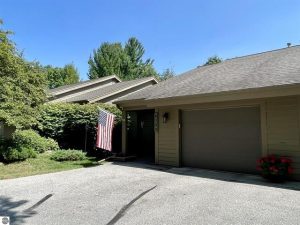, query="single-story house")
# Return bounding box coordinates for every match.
[48,75,158,104]
[115,46,300,180]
